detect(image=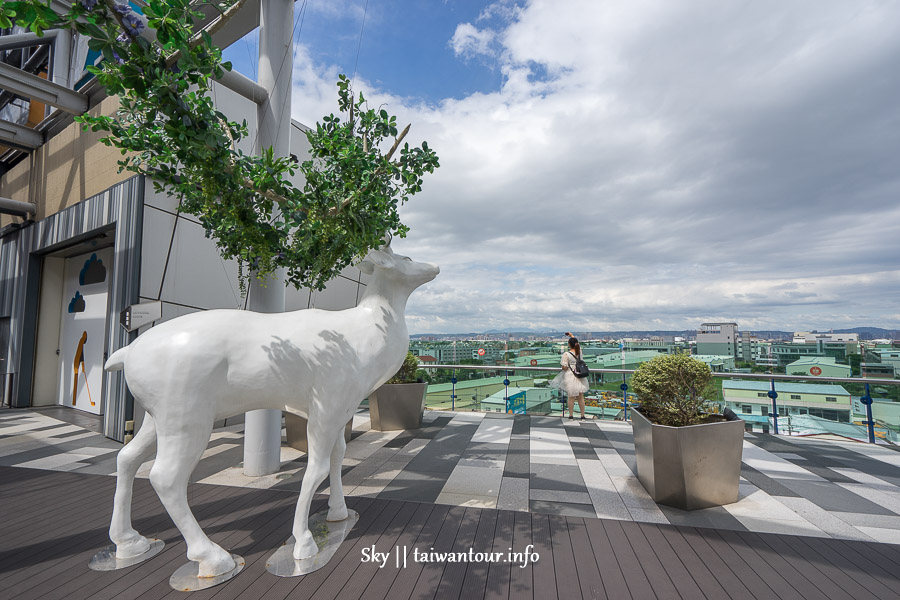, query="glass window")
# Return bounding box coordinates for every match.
[742,405,752,414]
[825,397,837,402]
[757,392,768,398]
[791,394,801,400]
